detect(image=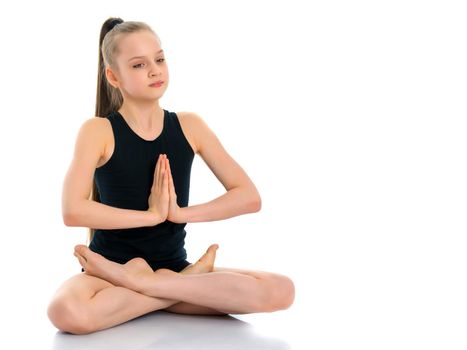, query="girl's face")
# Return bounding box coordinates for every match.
[109,30,169,101]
